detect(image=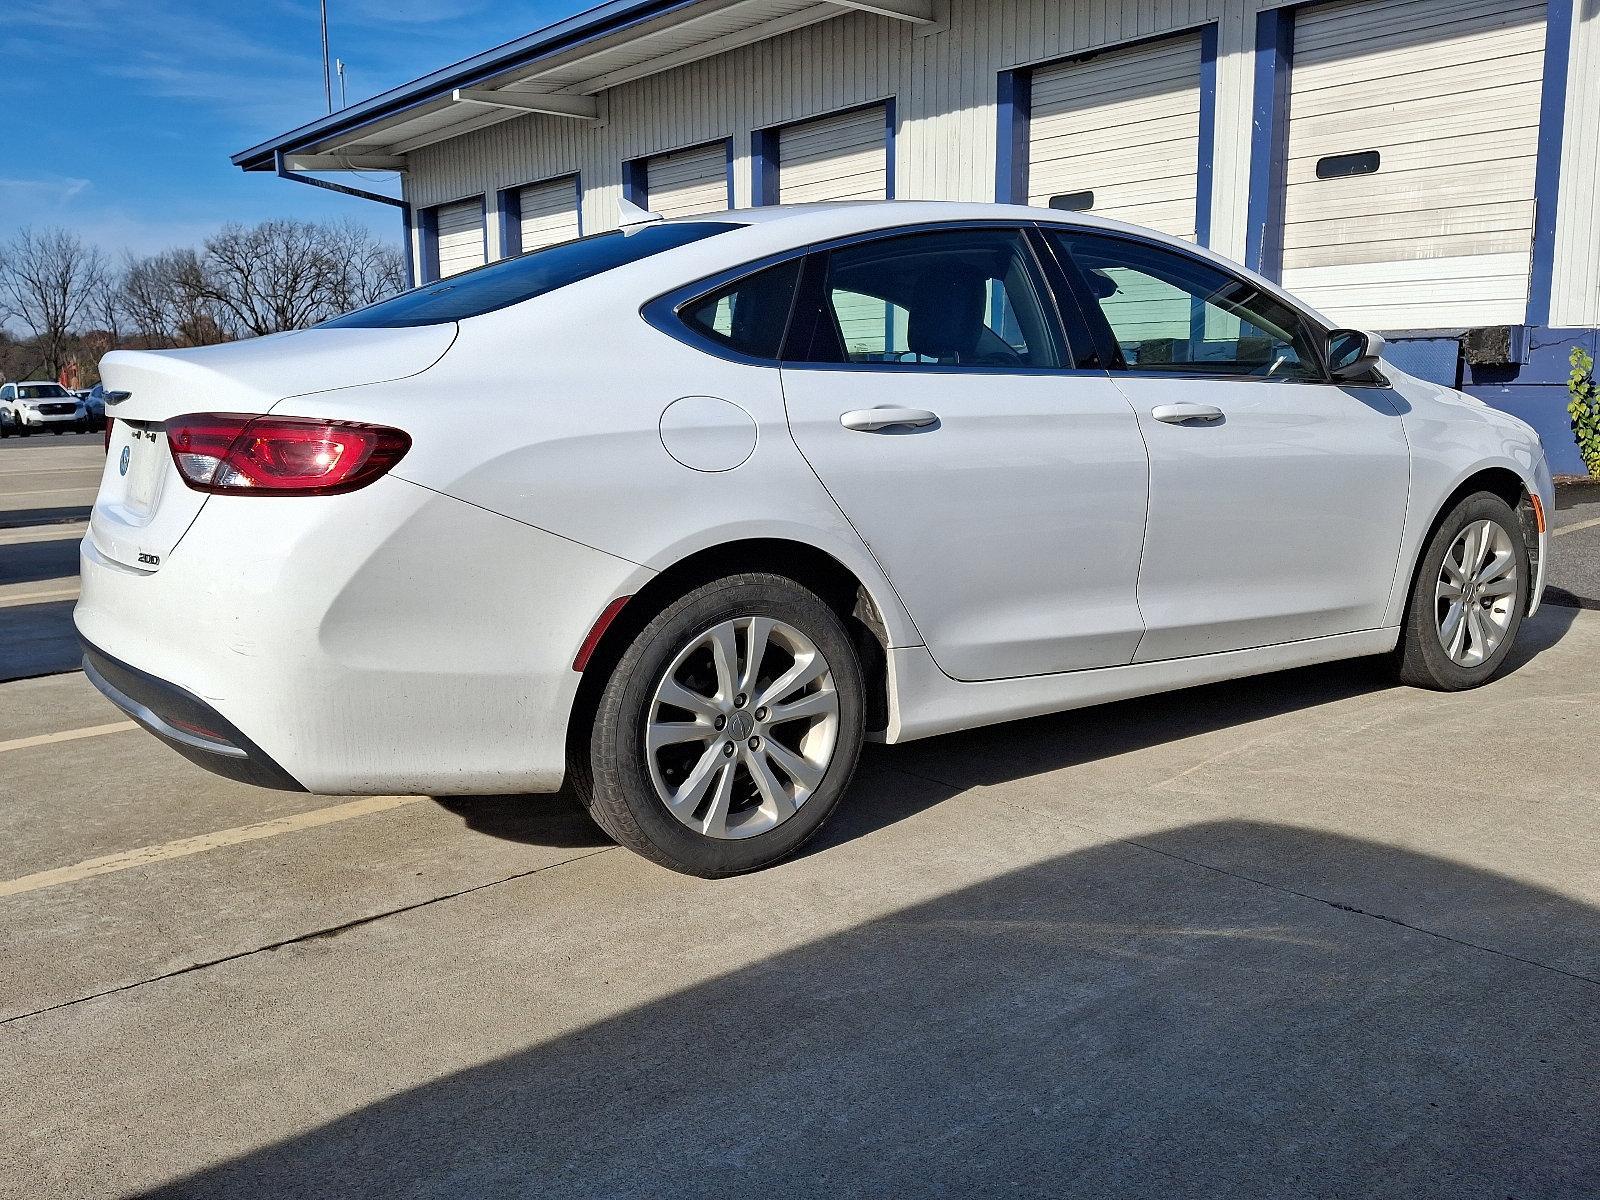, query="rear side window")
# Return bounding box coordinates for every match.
[679,258,803,361]
[791,228,1064,370]
[323,222,739,328]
